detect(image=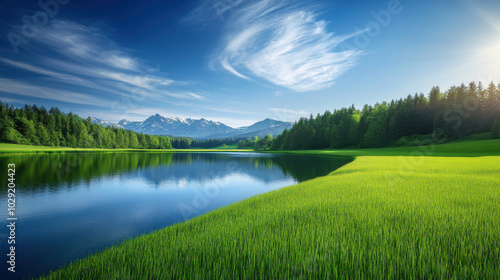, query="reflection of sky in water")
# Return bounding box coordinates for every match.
[17,172,294,222]
[14,172,296,270]
[0,152,352,280]
[131,160,293,187]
